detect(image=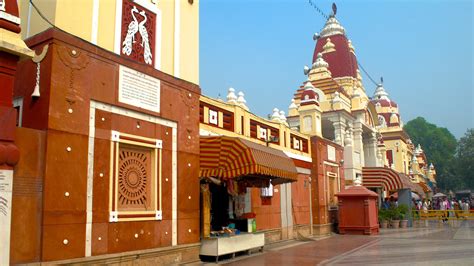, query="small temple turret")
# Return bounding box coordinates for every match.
[297,80,324,136]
